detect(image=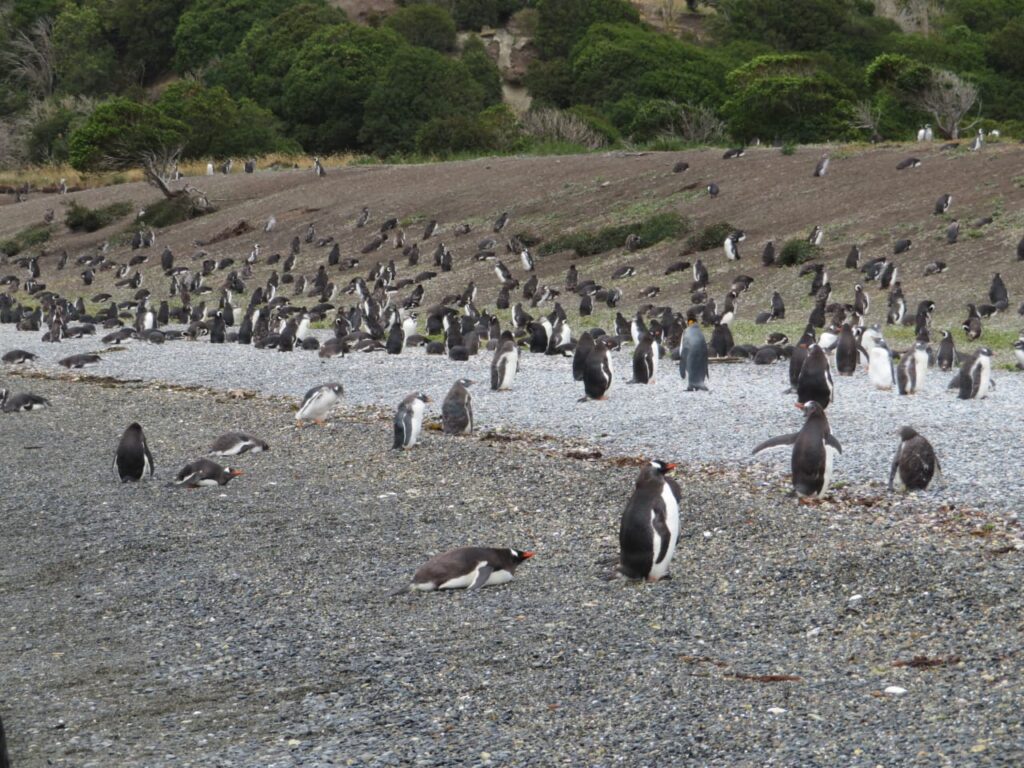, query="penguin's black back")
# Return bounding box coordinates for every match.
[115,422,153,482]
